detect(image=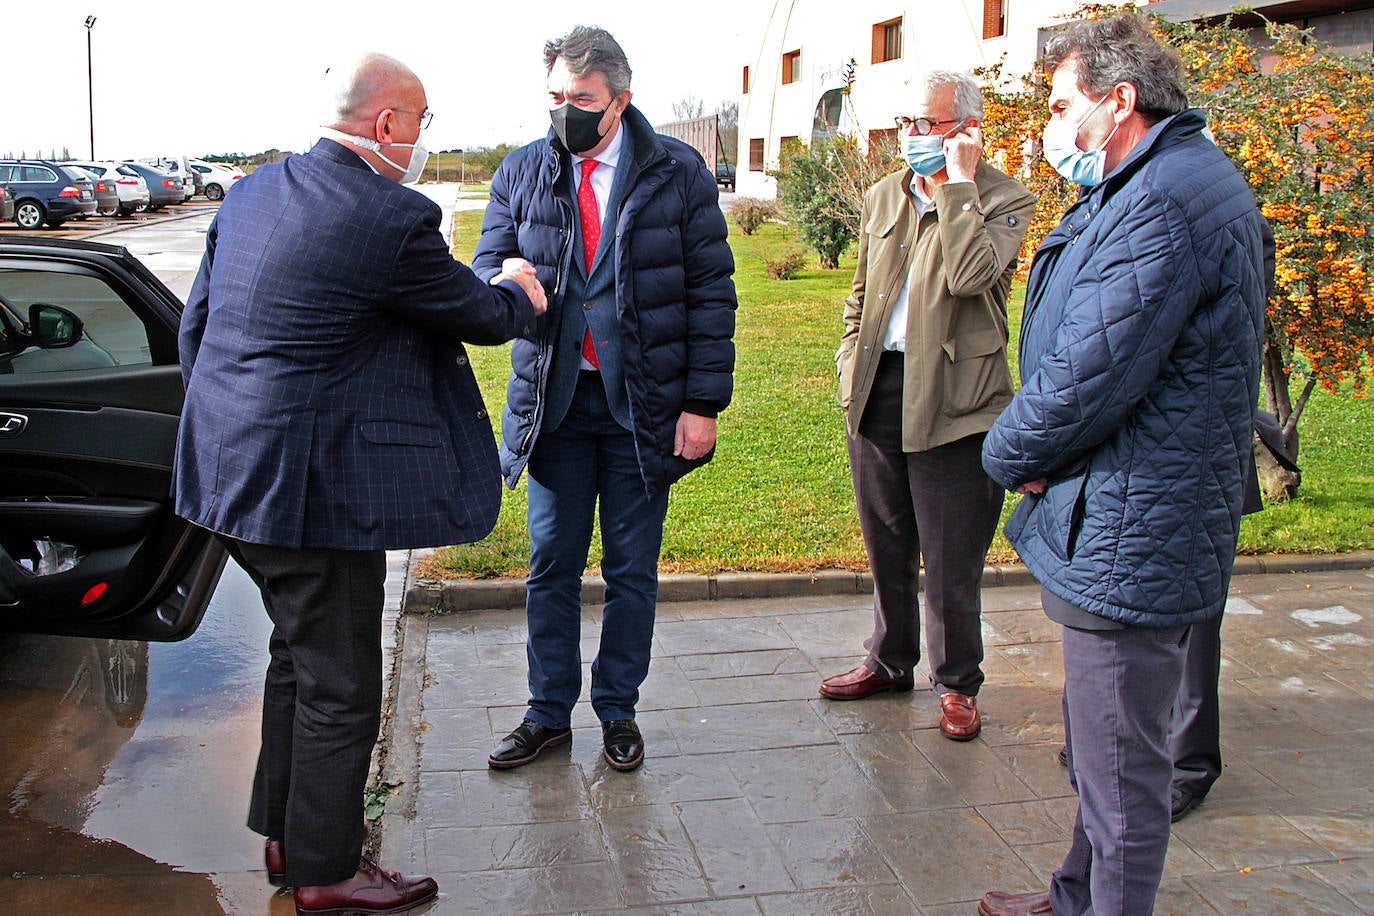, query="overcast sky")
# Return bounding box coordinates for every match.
[6,1,750,161]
